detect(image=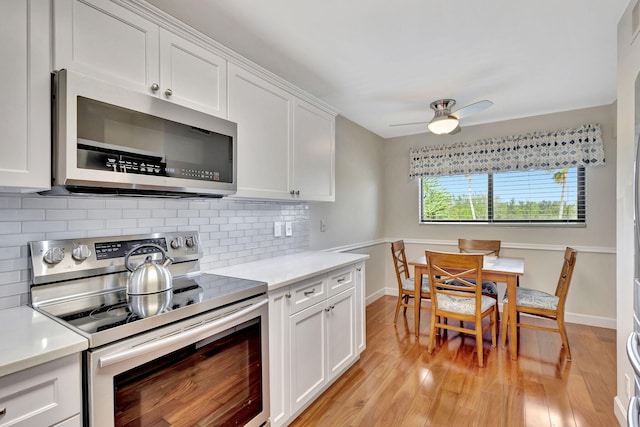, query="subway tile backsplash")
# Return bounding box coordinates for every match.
[0,194,310,309]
